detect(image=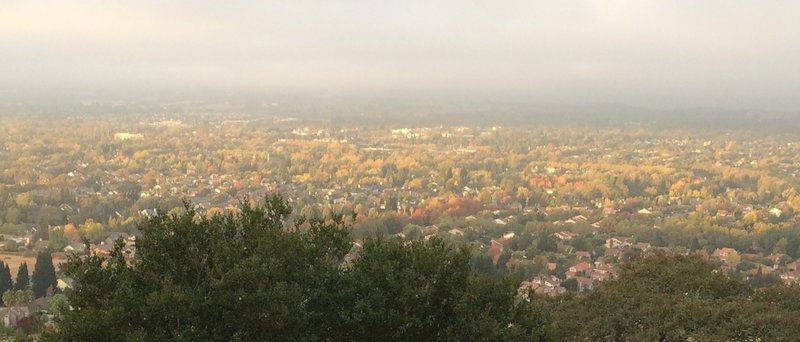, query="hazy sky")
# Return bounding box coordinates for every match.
[2,1,799,110]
